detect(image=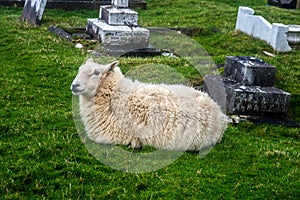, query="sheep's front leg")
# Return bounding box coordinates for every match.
[129,138,142,149]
